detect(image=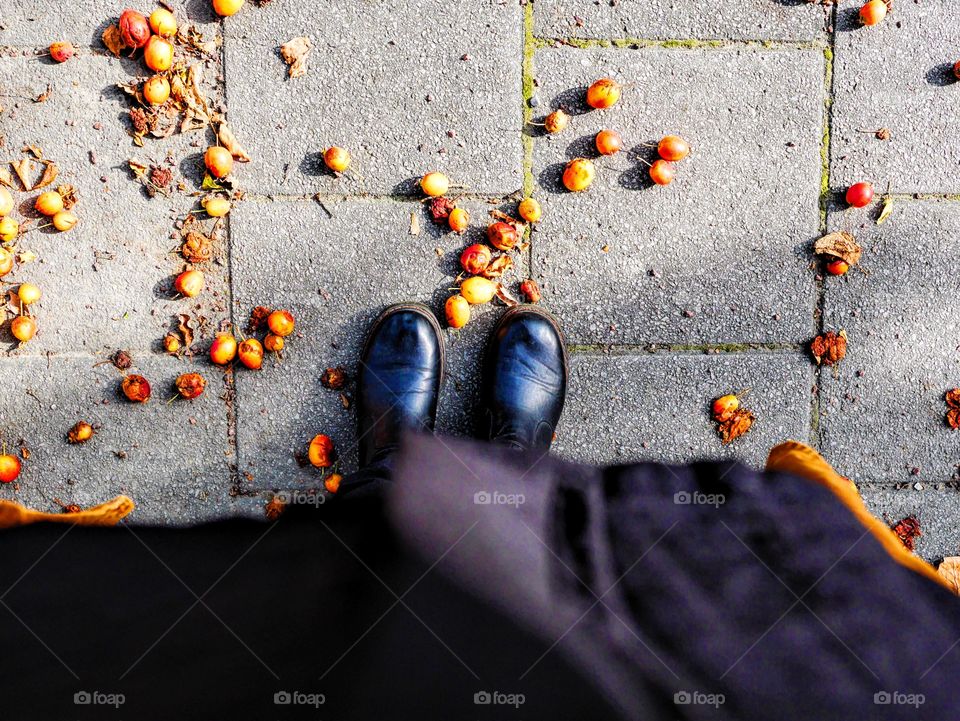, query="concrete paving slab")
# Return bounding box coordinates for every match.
[831,0,960,194]
[0,354,233,525]
[533,0,827,43]
[0,0,220,48]
[554,350,814,468]
[222,0,524,196]
[860,488,960,564]
[229,197,529,489]
[530,46,823,344]
[0,53,230,356]
[820,200,960,486]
